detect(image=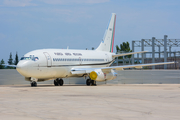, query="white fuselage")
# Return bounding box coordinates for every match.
[16,49,115,81]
